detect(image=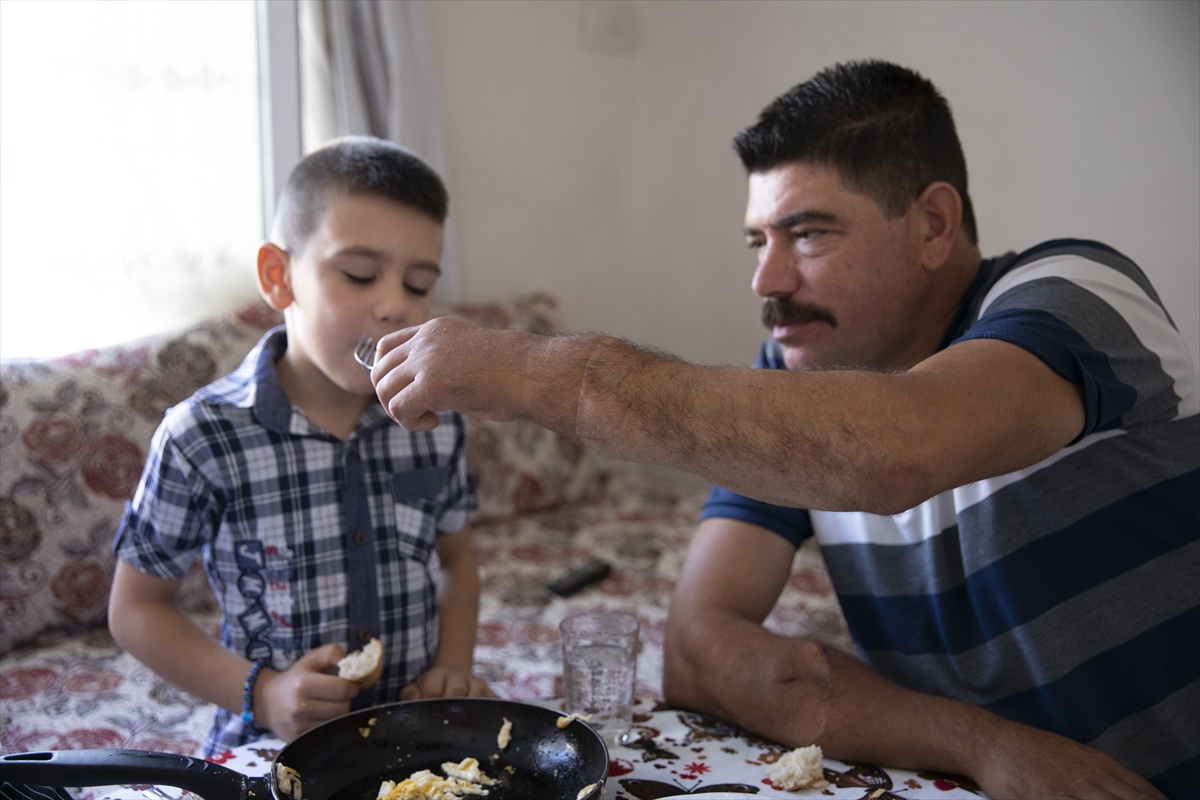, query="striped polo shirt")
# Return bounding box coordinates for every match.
[702,240,1198,796]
